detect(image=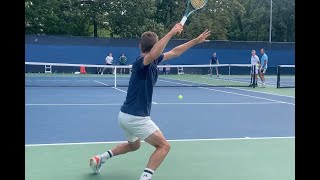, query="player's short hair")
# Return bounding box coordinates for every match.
[140,31,159,53]
[260,48,265,51]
